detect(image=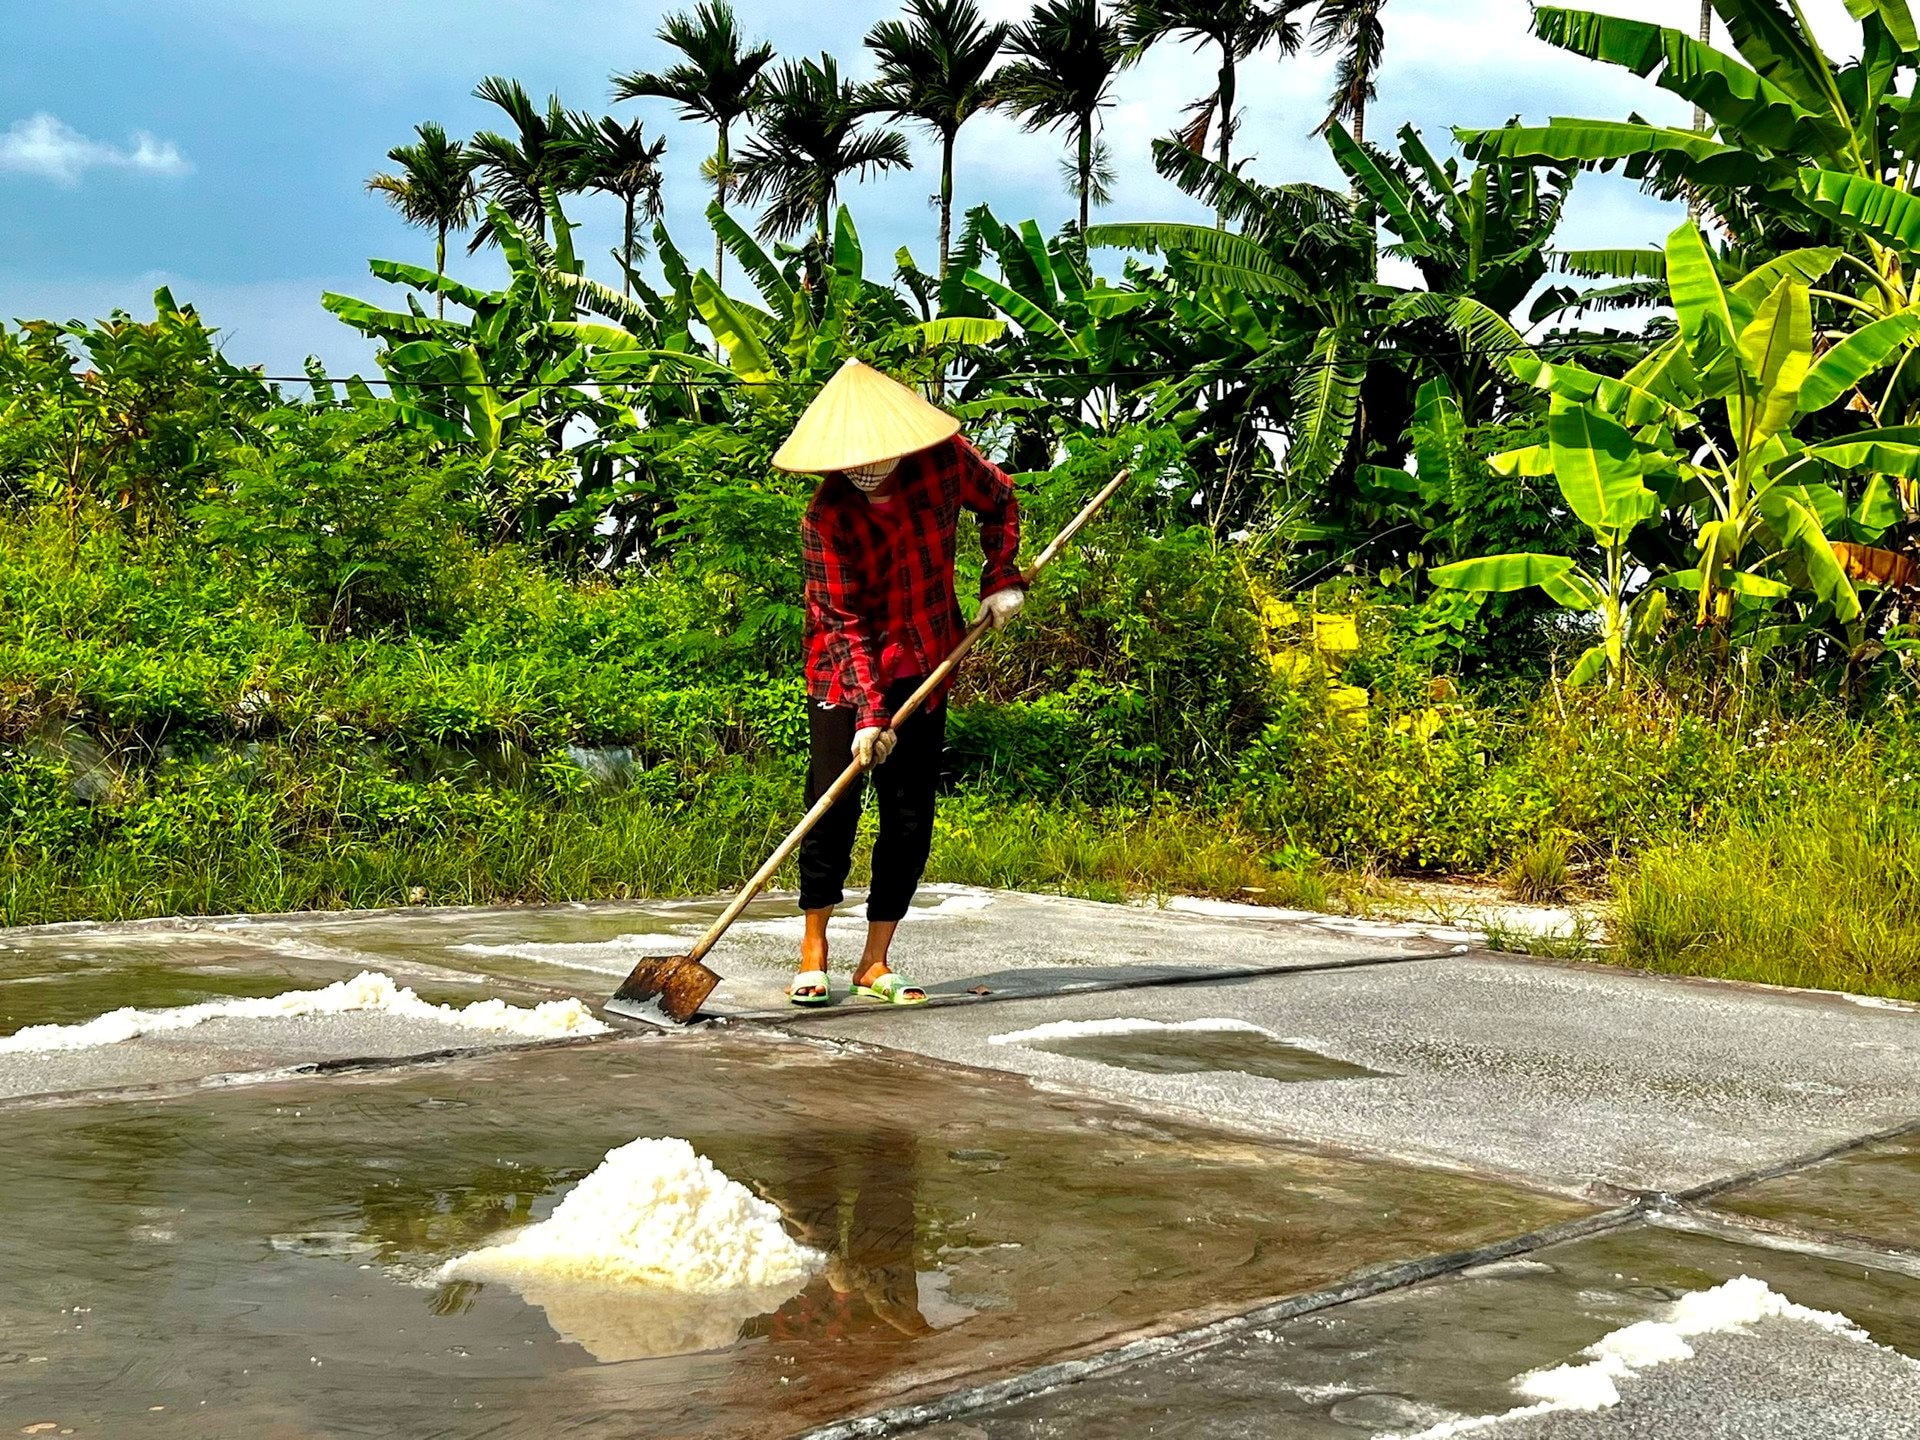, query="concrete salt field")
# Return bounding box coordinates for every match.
[1,887,1916,1437]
